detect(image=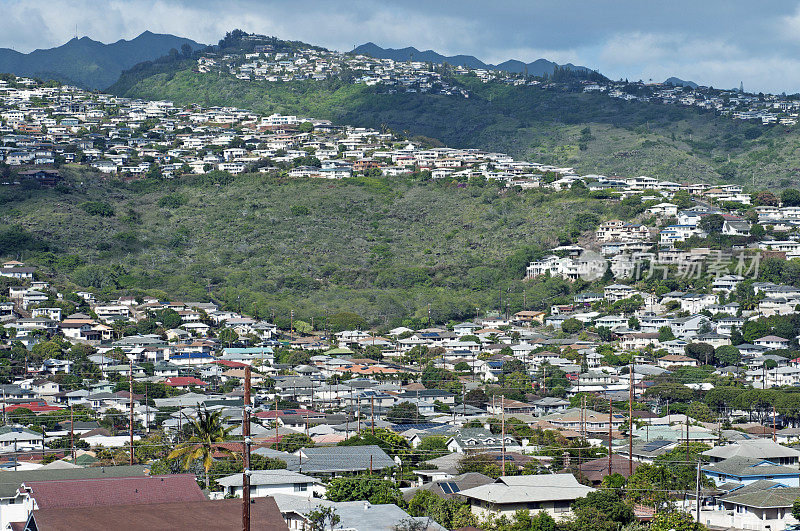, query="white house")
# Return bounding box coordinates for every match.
[459,474,594,521]
[216,470,324,499]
